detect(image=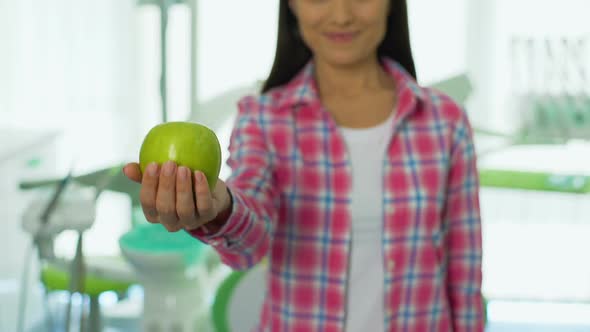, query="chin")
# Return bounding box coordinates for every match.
[319,51,375,68]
